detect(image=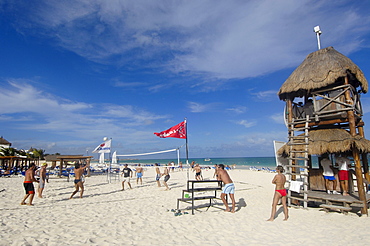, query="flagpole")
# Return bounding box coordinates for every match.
[185,118,189,180]
[185,118,189,165]
[109,138,112,183]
